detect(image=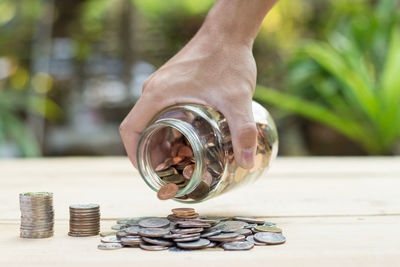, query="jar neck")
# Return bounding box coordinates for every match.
[136,118,205,198]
